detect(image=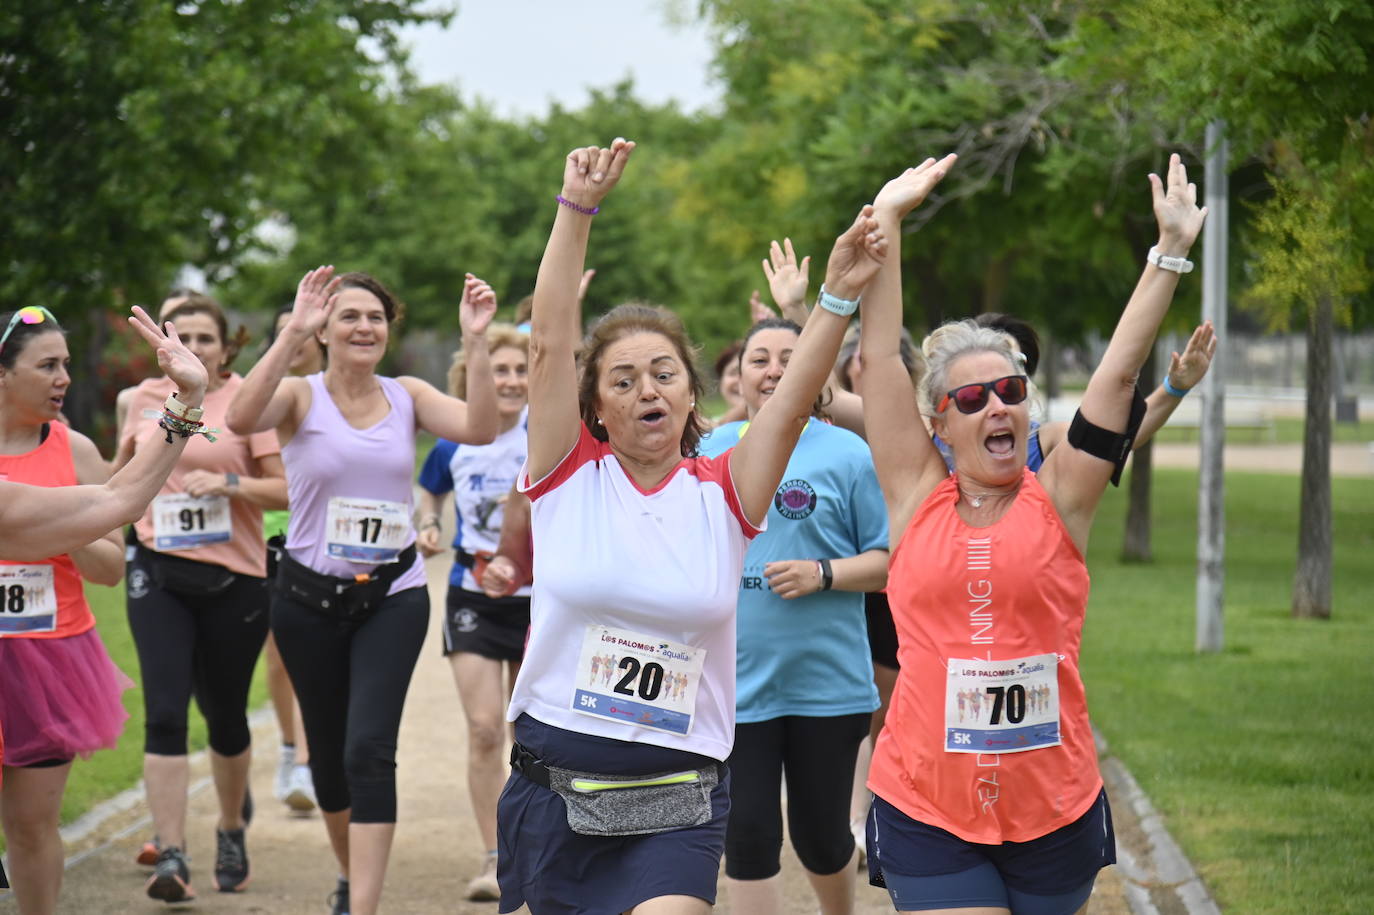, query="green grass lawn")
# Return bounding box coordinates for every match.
[1082,468,1374,914]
